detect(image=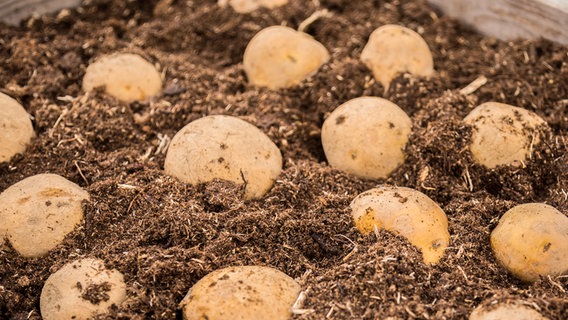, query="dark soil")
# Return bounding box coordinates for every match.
[1,0,567,319]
